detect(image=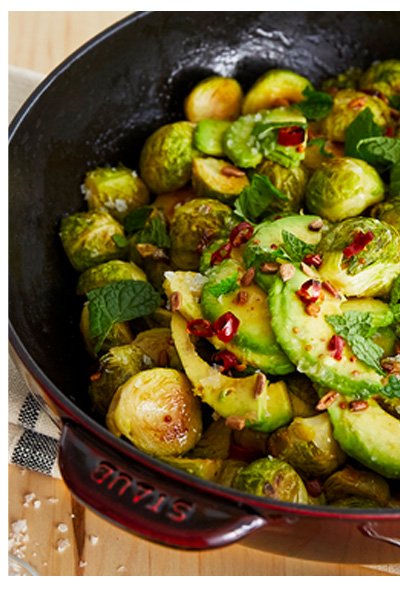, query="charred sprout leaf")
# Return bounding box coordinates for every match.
[326,312,385,375]
[356,136,400,170]
[87,280,161,354]
[295,86,333,120]
[234,174,289,222]
[344,108,383,160]
[123,206,153,235]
